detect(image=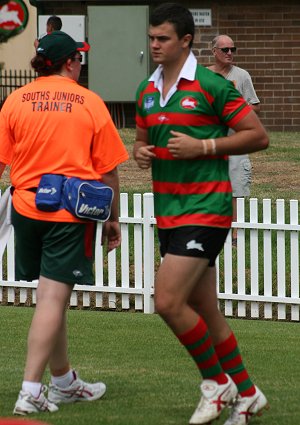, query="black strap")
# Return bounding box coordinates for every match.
[10,187,37,194]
